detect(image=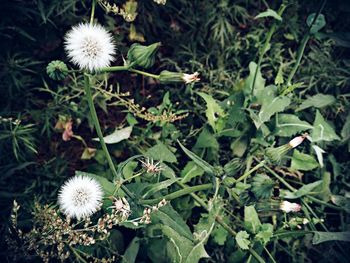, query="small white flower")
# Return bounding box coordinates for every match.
[58,175,103,219]
[64,23,115,71]
[182,72,200,84]
[280,201,301,213]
